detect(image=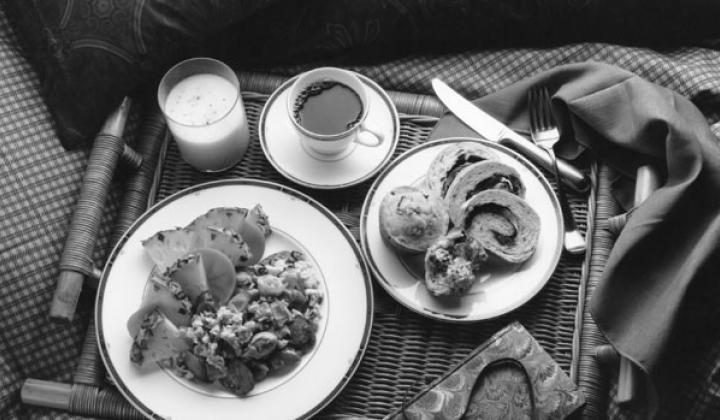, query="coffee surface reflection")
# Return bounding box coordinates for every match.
[293,81,363,136]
